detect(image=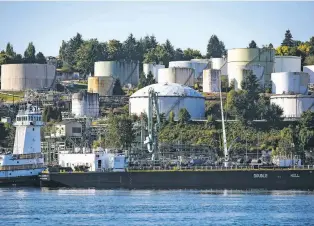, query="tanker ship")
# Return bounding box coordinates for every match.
[39,88,314,190]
